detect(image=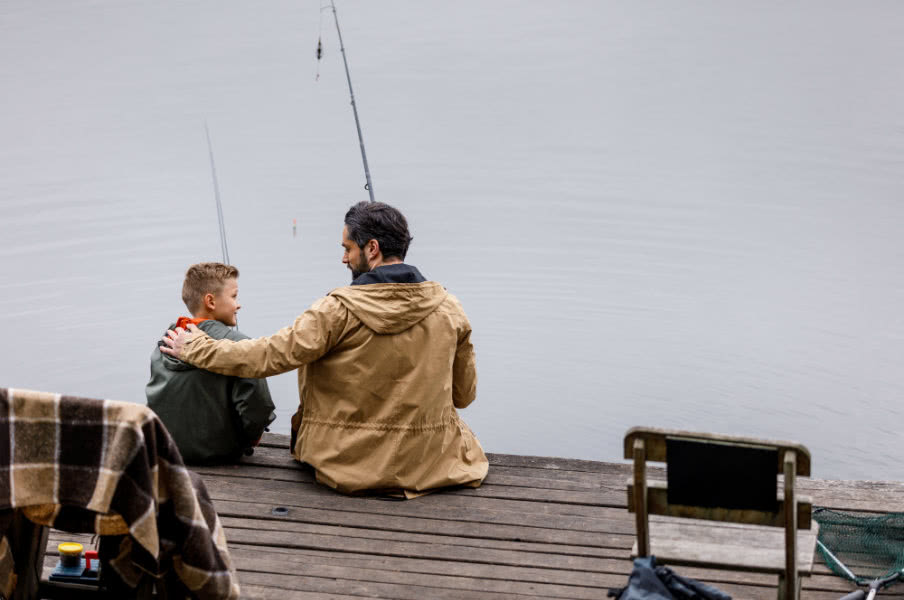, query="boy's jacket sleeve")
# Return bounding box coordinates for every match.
[182,297,349,378]
[206,321,277,444]
[230,376,276,444]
